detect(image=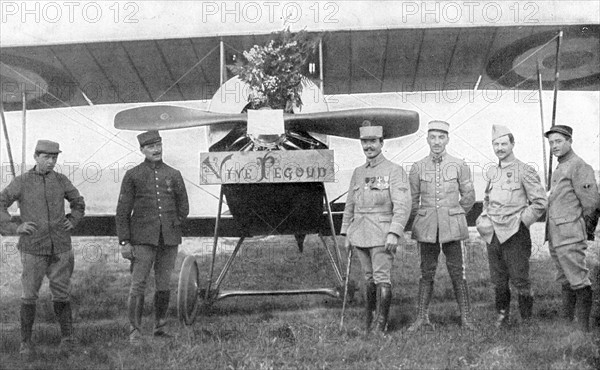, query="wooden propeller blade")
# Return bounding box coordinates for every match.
[114,105,247,130]
[285,108,420,139]
[115,105,419,139]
